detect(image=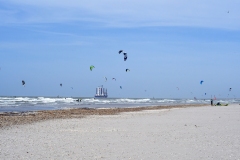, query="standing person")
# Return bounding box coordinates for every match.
[211,99,213,106]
